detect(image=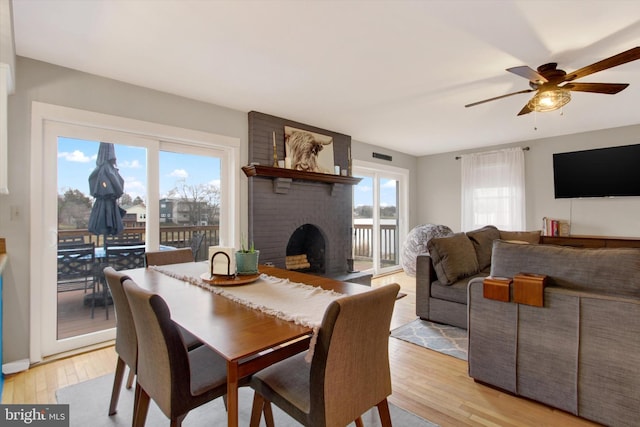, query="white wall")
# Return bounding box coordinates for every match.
[417,124,640,236]
[2,57,421,363]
